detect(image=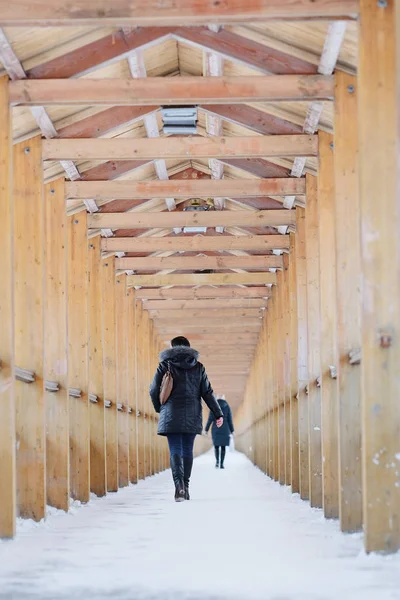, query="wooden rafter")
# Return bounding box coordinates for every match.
[9,76,335,106]
[0,1,359,26]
